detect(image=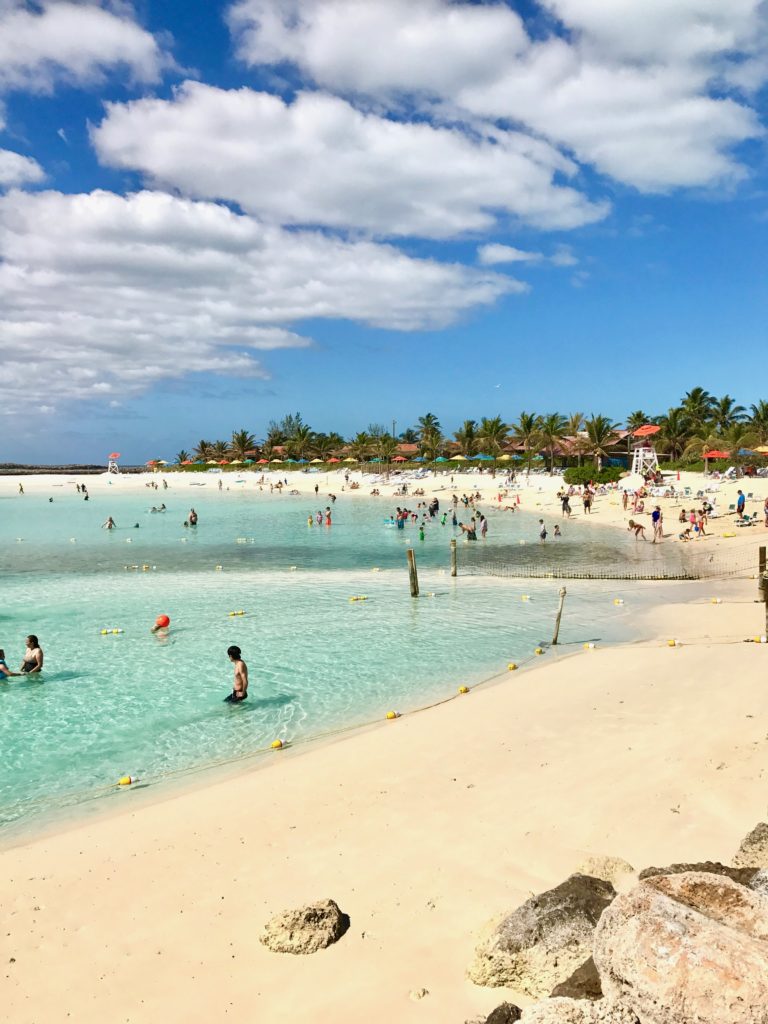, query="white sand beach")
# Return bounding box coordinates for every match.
[2,469,767,1022]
